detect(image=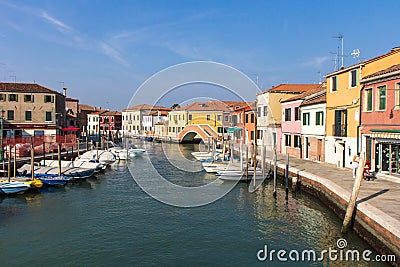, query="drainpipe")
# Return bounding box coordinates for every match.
[357,84,365,154]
